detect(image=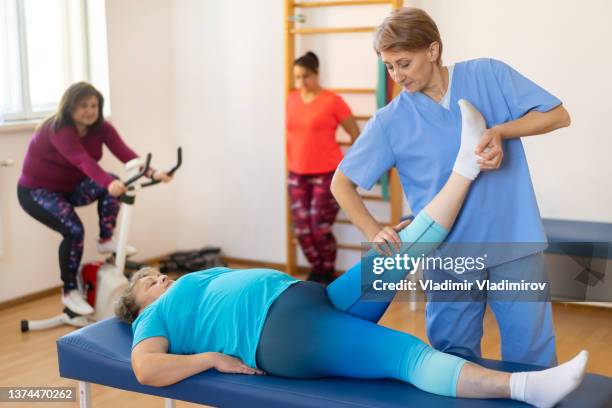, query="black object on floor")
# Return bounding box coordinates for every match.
[159,246,226,274]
